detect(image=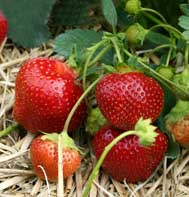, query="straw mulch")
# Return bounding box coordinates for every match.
[0,39,189,197]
